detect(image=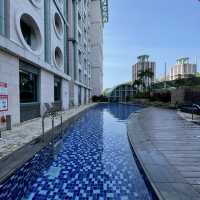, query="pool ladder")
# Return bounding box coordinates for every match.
[42,112,63,145]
